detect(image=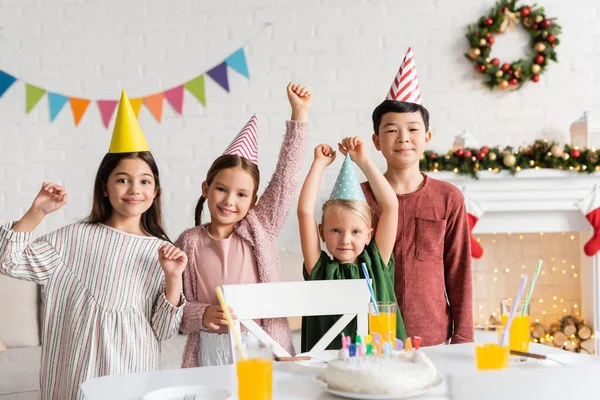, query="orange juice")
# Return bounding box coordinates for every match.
[501,314,530,352]
[369,311,396,339]
[475,343,509,370]
[236,358,272,400]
